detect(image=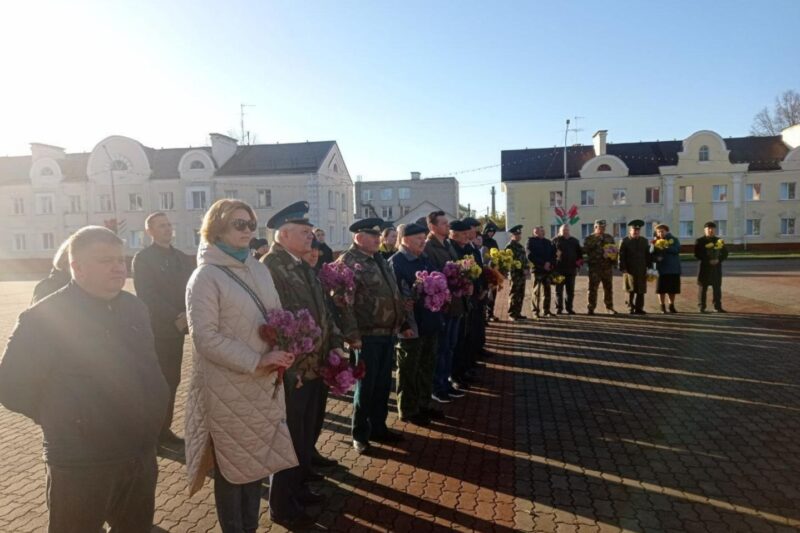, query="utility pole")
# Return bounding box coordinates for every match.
[490,186,496,218]
[240,103,255,144]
